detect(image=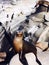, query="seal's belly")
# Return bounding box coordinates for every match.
[13,37,22,52]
